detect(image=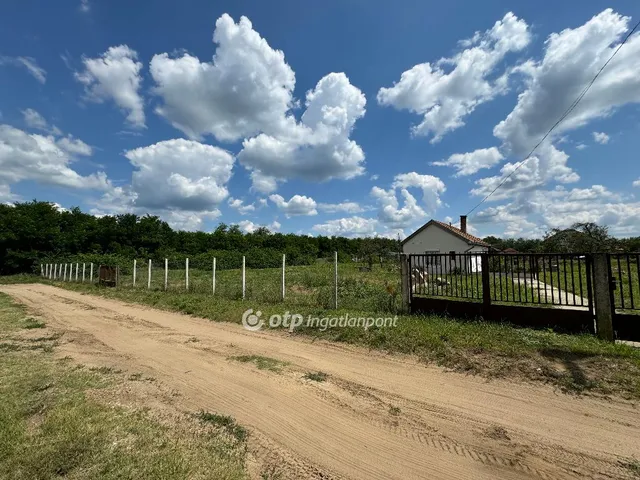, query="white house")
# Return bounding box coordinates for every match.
[402,216,490,272]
